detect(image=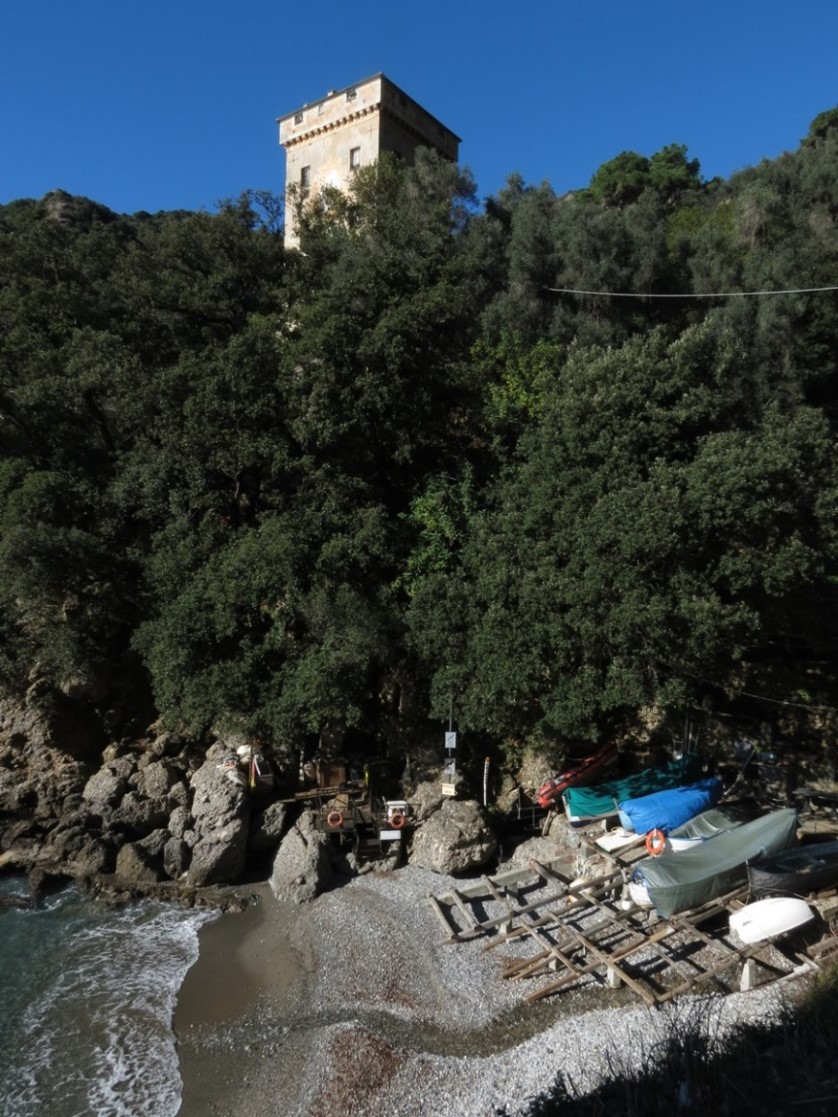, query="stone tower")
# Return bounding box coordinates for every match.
[278,74,460,247]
